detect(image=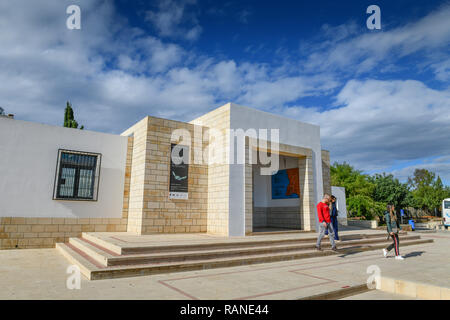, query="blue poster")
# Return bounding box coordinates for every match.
[271,169,300,199]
